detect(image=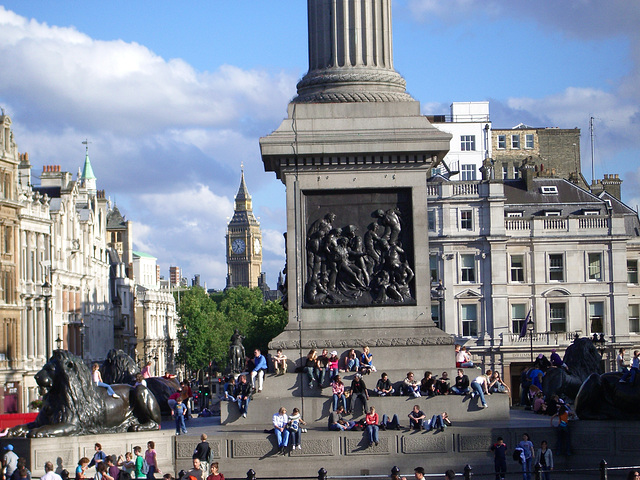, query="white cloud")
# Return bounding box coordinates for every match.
[0,7,292,288]
[261,229,285,258]
[0,6,297,136]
